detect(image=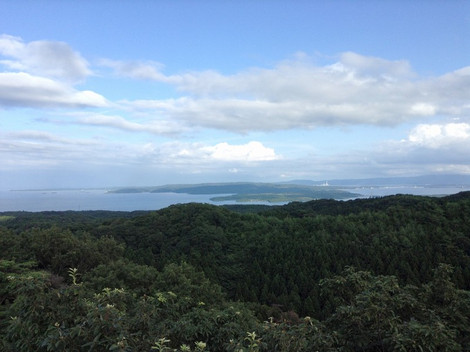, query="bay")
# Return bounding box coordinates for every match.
[0,189,224,212]
[1,186,469,212]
